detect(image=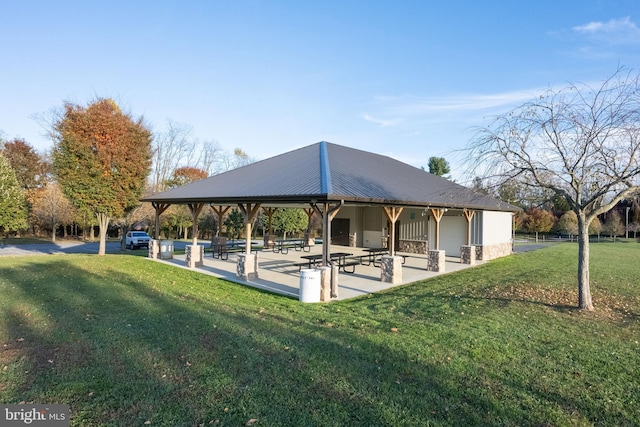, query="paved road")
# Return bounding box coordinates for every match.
[0,240,210,256]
